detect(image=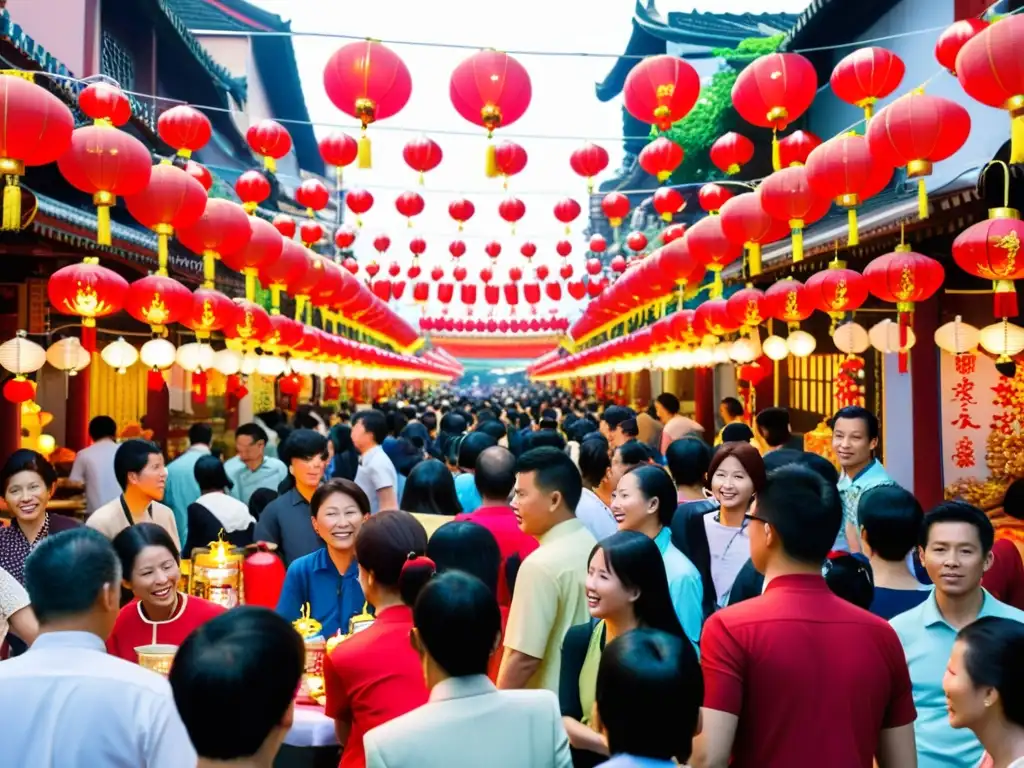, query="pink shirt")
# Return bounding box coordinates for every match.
[661,415,705,454]
[455,505,538,605]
